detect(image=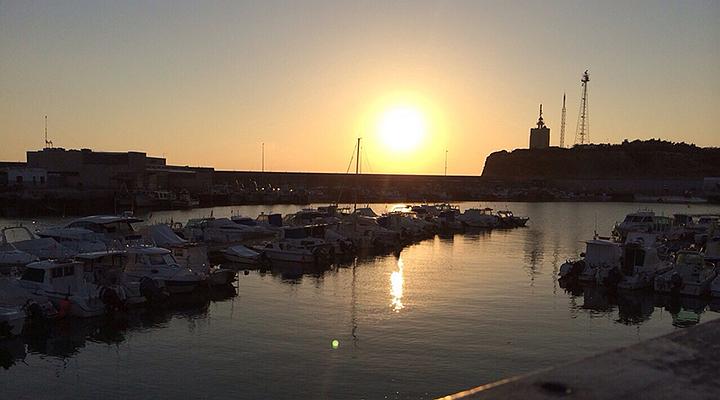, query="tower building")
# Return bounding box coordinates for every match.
[529,104,550,149]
